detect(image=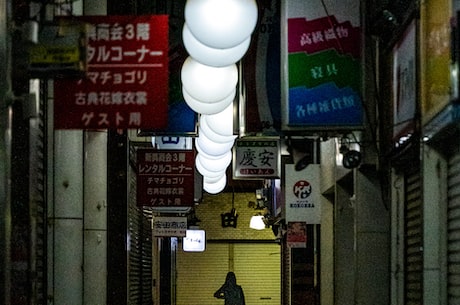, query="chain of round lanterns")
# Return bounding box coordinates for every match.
[181,0,258,194]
